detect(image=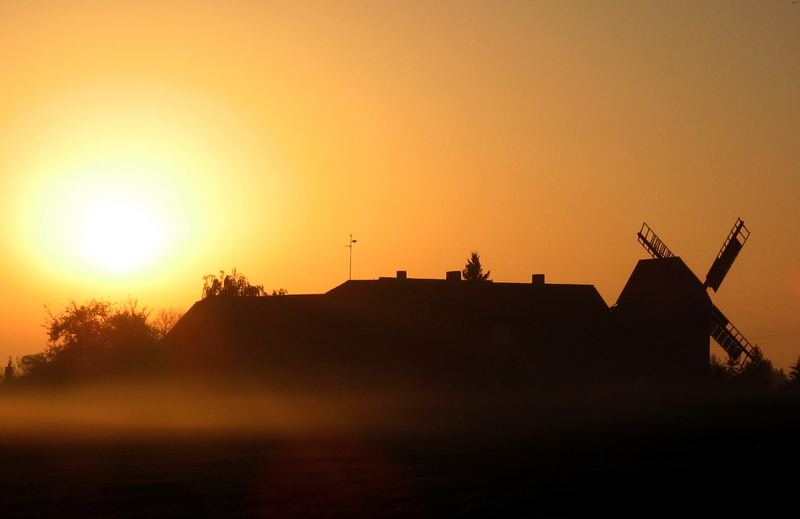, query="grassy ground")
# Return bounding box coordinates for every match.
[1,385,799,517]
